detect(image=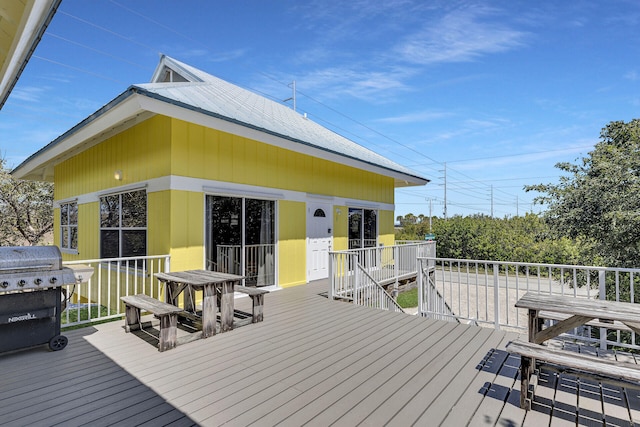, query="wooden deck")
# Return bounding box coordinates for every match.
[1,281,639,426]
